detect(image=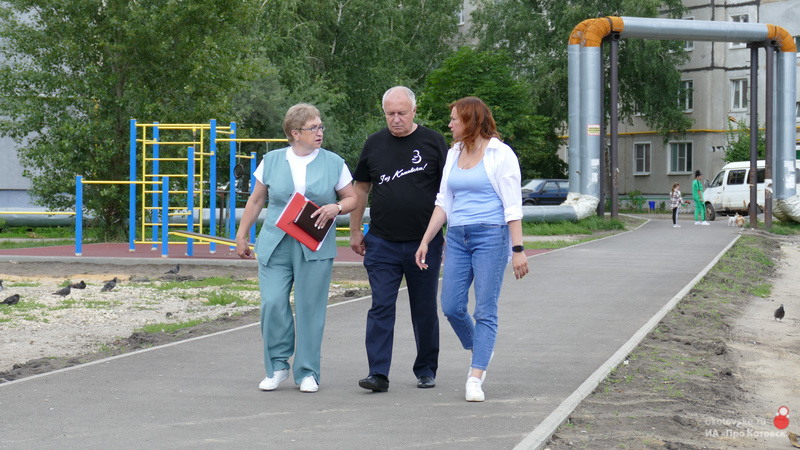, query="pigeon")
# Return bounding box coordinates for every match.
[101,277,118,292]
[53,285,71,297]
[0,279,4,292]
[2,294,19,305]
[70,280,86,289]
[165,264,181,275]
[774,304,785,321]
